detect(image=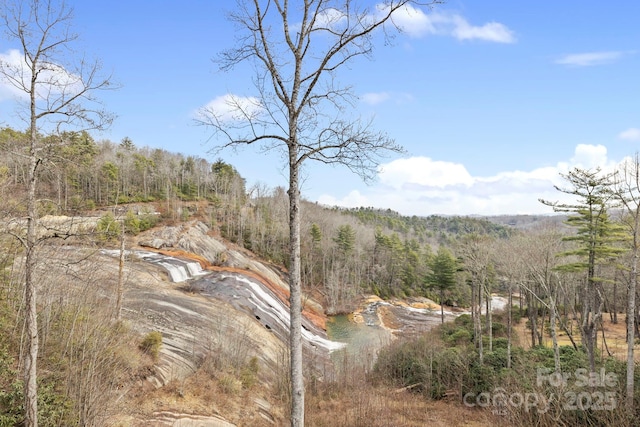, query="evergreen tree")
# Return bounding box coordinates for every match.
[334,224,356,256]
[540,167,627,372]
[426,246,458,323]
